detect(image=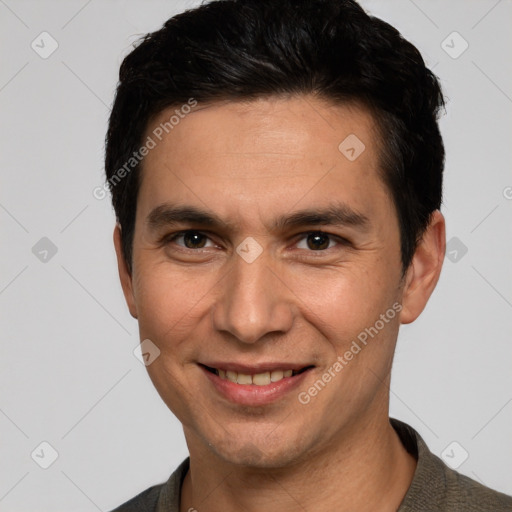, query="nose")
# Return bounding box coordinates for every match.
[212,249,294,344]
